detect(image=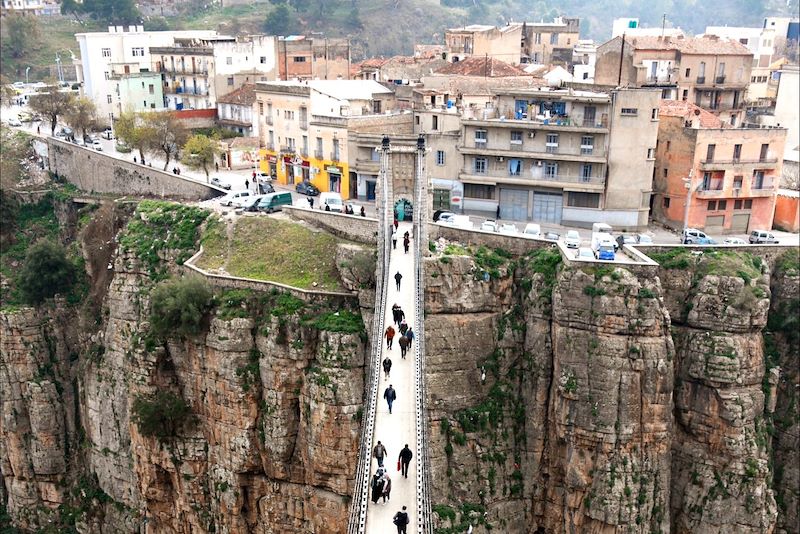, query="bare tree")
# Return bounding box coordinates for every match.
[114,111,152,162]
[142,111,188,171]
[28,87,76,136]
[65,96,98,140]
